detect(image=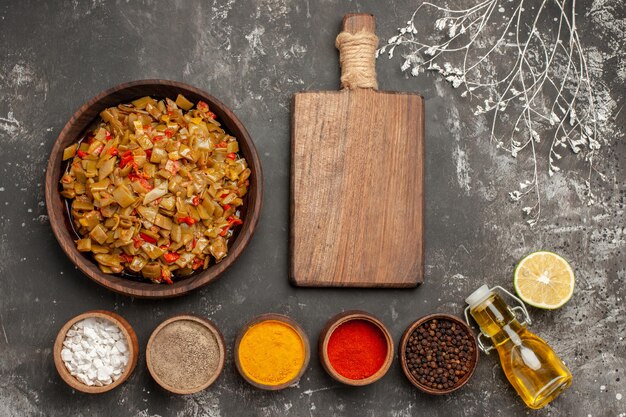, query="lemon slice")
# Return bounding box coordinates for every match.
[514,251,575,309]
